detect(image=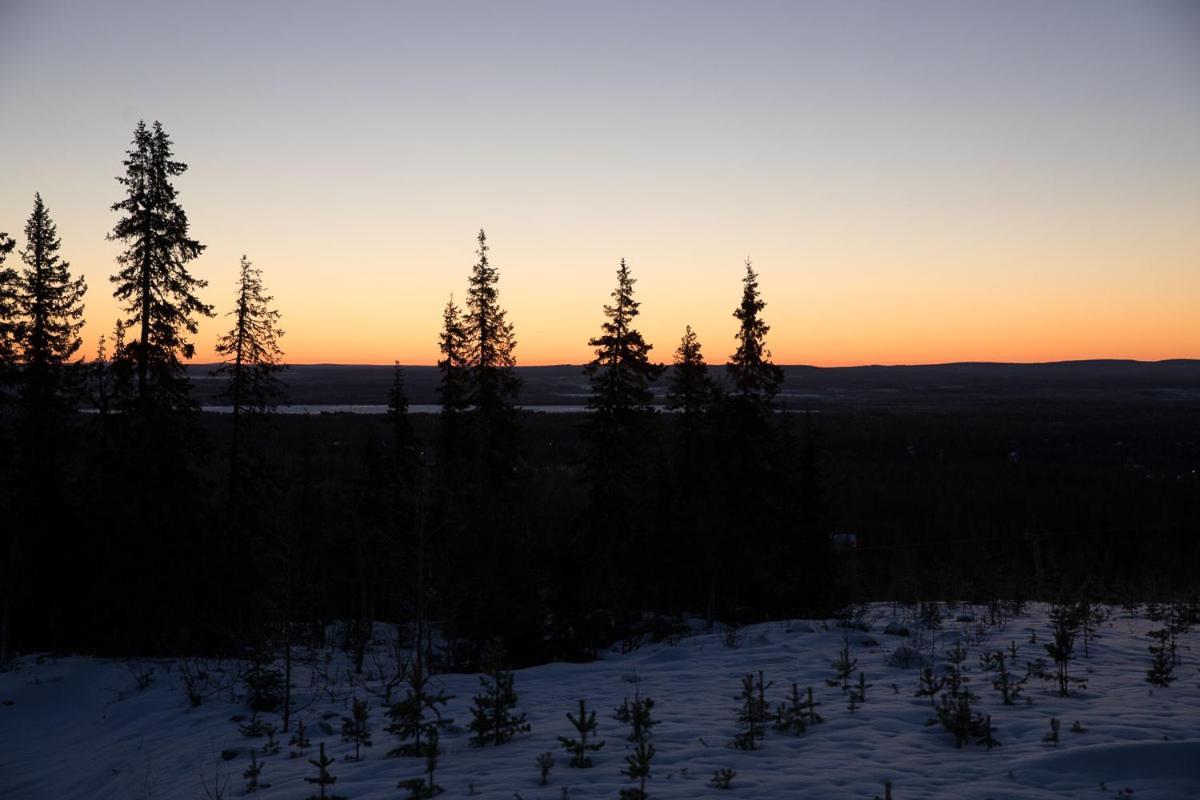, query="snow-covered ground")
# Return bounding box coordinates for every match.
[2,603,1197,799]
